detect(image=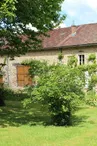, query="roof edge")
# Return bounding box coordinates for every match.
[44,43,97,50]
[29,43,97,52]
